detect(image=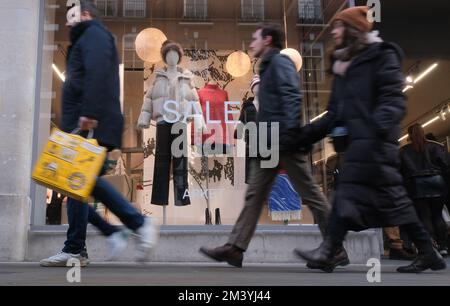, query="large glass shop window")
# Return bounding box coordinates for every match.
[37,0,346,226]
